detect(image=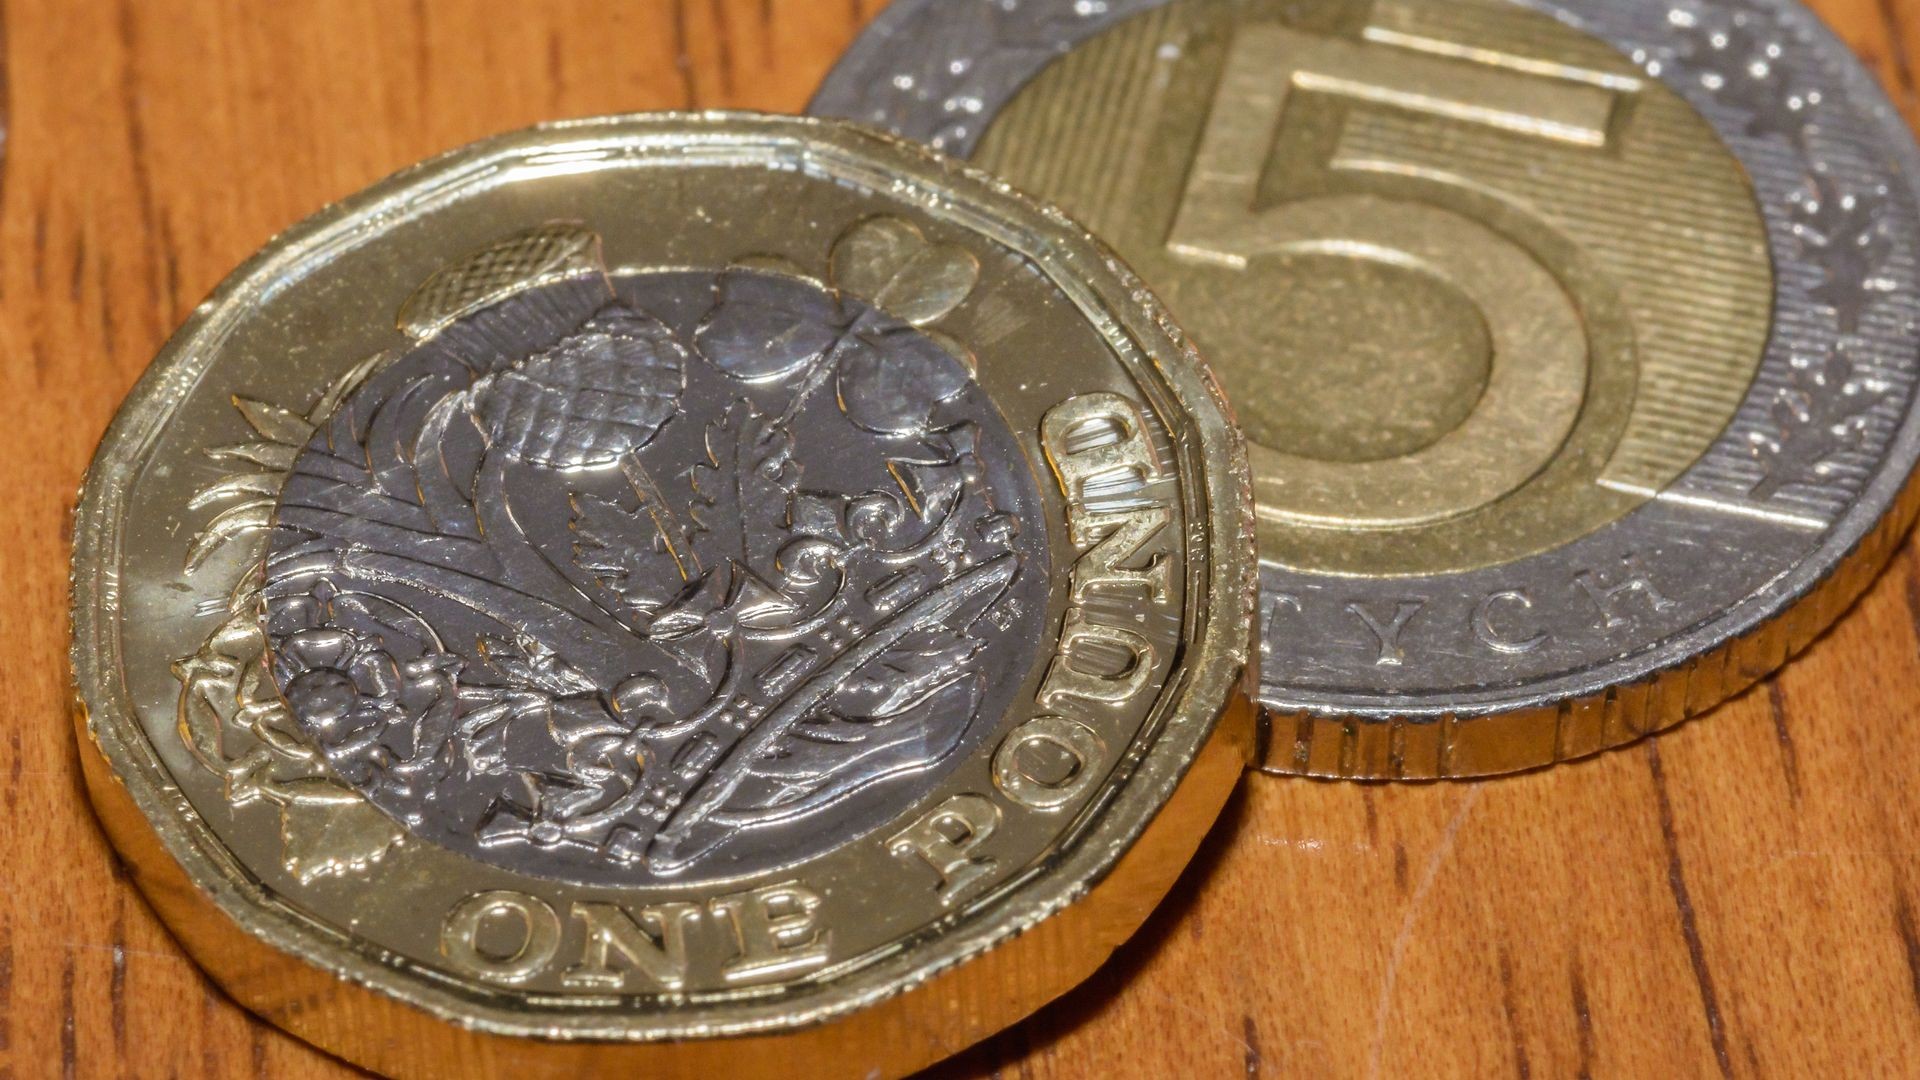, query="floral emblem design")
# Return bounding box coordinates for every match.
[246,221,1046,884]
[175,355,407,884]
